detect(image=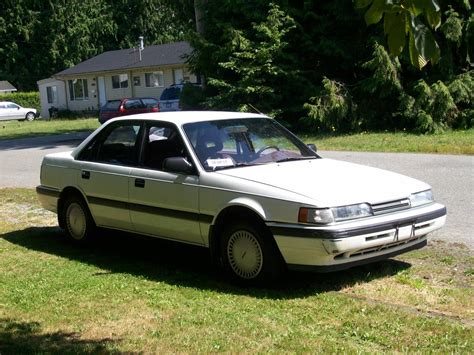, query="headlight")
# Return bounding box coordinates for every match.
[409,190,434,207]
[299,203,373,225]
